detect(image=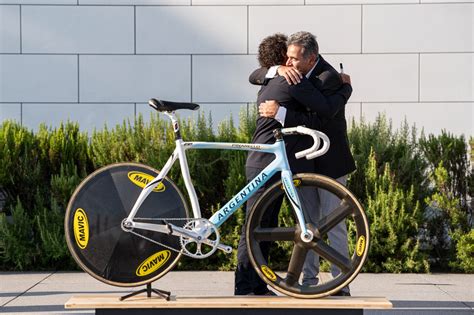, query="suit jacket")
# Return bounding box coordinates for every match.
[248,55,356,178]
[247,58,352,174]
